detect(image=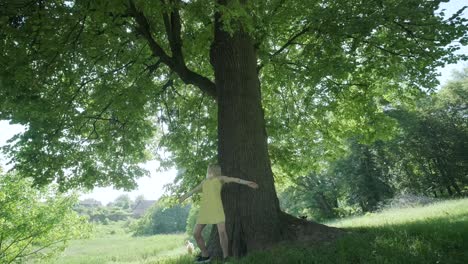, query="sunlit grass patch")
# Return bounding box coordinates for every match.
[325,198,468,229]
[38,223,189,264]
